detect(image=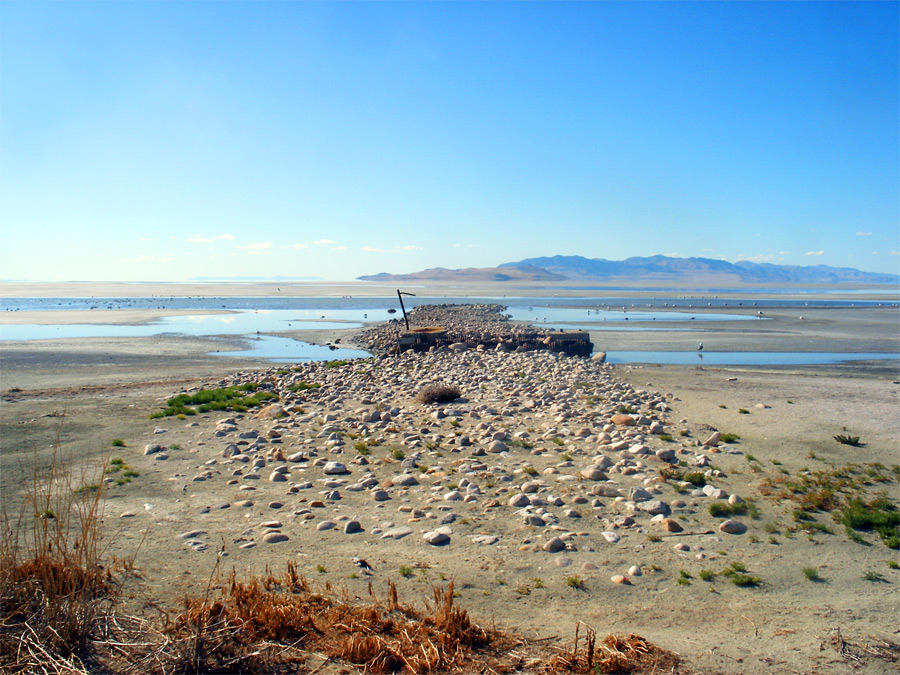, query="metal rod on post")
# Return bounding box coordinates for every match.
[397,289,415,331]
